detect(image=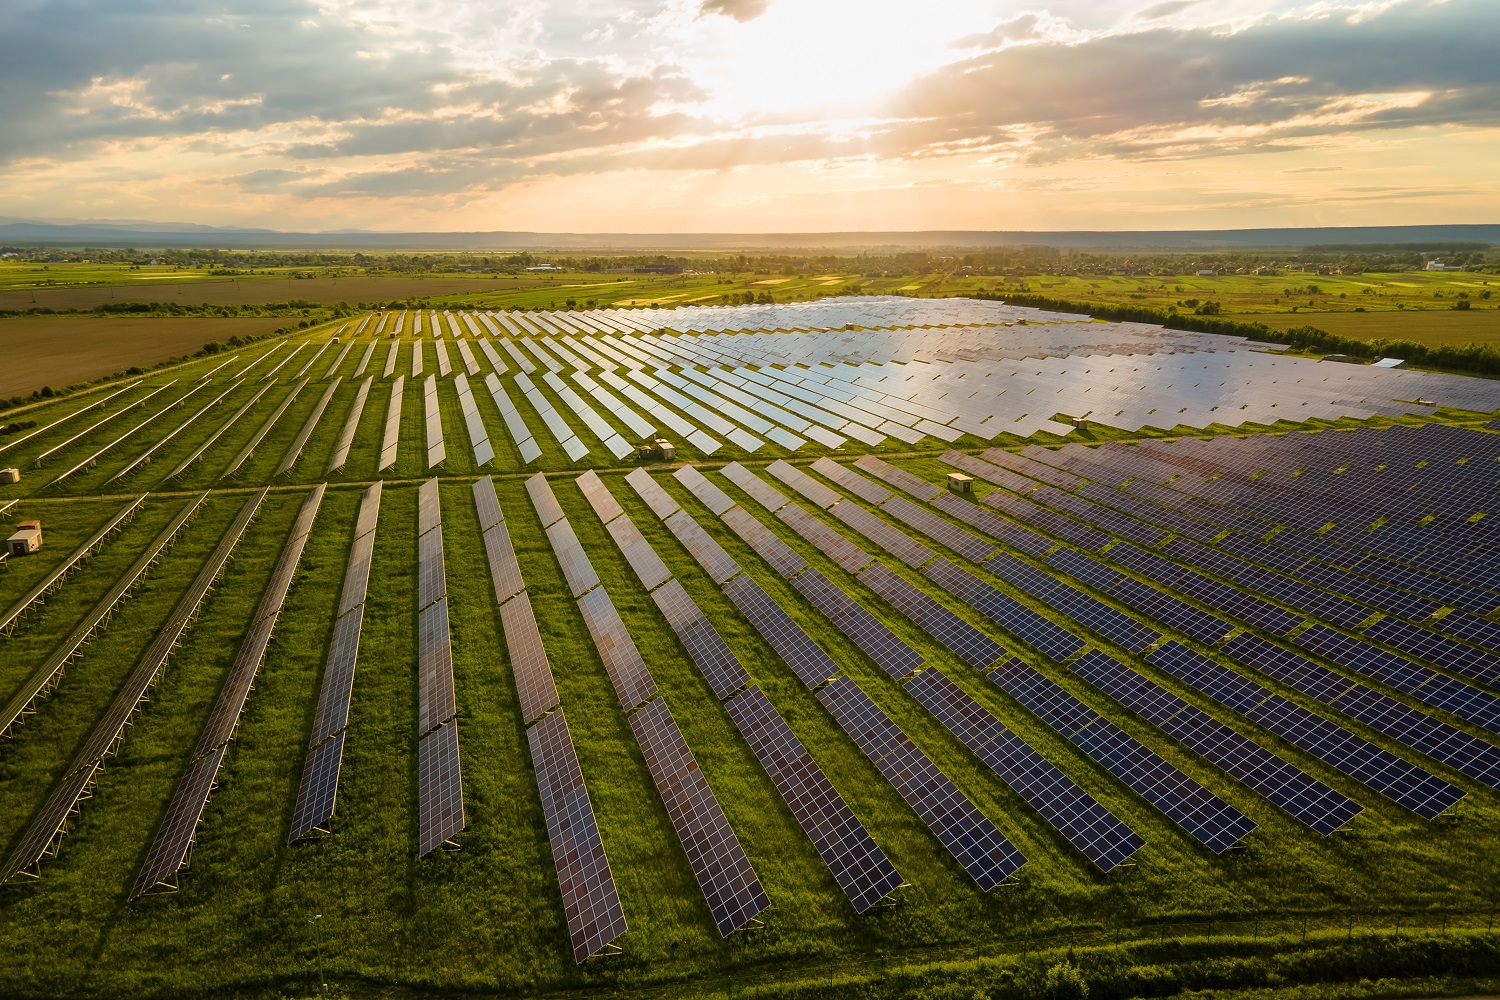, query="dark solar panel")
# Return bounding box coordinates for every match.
[880,495,996,563]
[577,585,658,709]
[418,525,446,611]
[930,492,1055,559]
[816,677,1025,888]
[983,488,1112,552]
[194,615,277,754]
[606,514,672,591]
[527,709,628,963]
[941,450,1040,495]
[675,465,737,515]
[418,598,456,734]
[923,559,1087,663]
[793,569,924,679]
[483,520,526,606]
[1364,617,1500,686]
[501,593,561,724]
[0,763,100,883]
[987,658,1256,853]
[288,732,344,842]
[652,579,751,699]
[1046,547,1233,644]
[129,745,227,897]
[626,467,682,519]
[830,500,935,569]
[767,459,842,508]
[904,669,1143,871]
[1068,650,1361,835]
[526,473,568,528]
[723,573,840,687]
[853,454,943,501]
[629,697,769,935]
[859,562,1006,670]
[811,457,892,504]
[777,504,872,573]
[339,530,376,617]
[576,470,625,525]
[983,553,1161,654]
[979,448,1086,490]
[722,505,809,578]
[721,461,791,511]
[665,509,742,583]
[418,477,442,536]
[1148,642,1464,819]
[724,685,904,912]
[418,720,466,856]
[472,475,505,532]
[309,606,364,744]
[547,519,602,598]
